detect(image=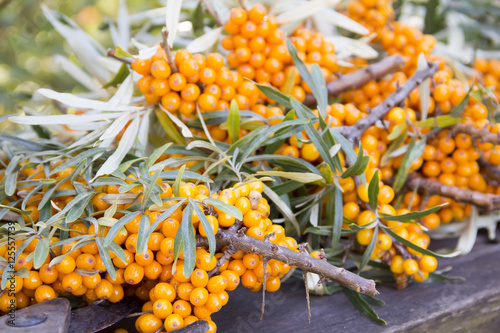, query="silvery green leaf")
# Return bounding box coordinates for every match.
[95,114,140,178]
[108,74,134,107]
[166,0,184,47]
[159,105,193,138]
[262,184,301,235]
[10,112,125,125]
[275,0,335,24]
[54,55,107,97]
[41,5,111,83]
[117,0,130,49]
[99,113,133,141]
[255,171,323,183]
[187,27,223,53]
[321,8,369,35]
